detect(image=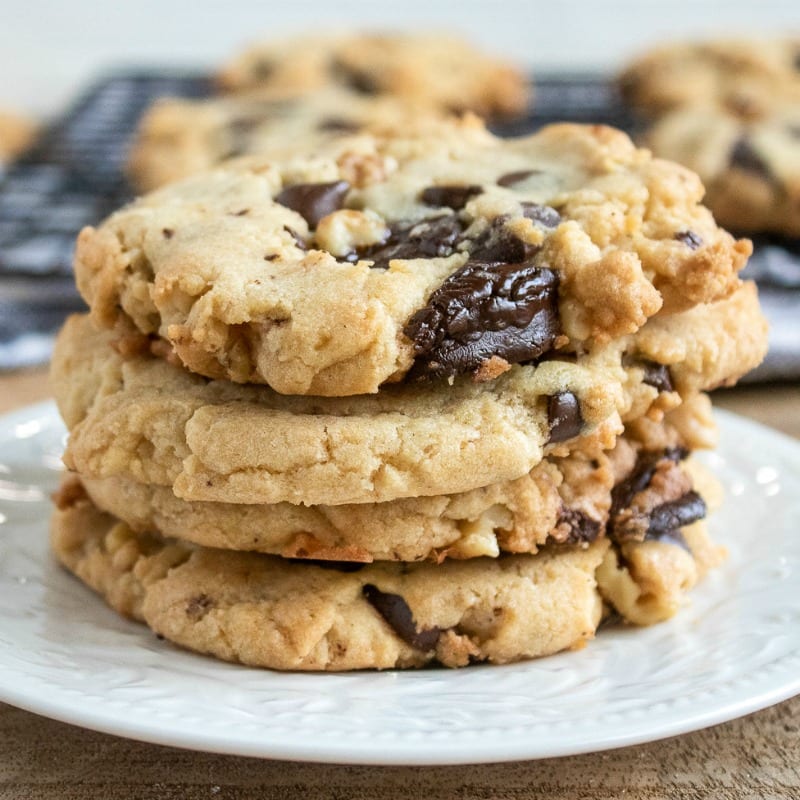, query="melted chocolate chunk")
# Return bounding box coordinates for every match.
[363,585,440,651]
[360,215,465,269]
[275,181,350,228]
[547,392,583,444]
[647,491,706,537]
[404,263,560,381]
[610,447,687,519]
[558,508,602,544]
[674,230,703,250]
[185,594,214,619]
[318,117,361,133]
[729,138,772,179]
[521,203,561,229]
[420,184,483,211]
[468,216,533,263]
[497,170,538,187]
